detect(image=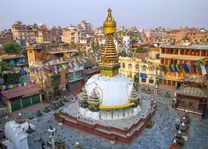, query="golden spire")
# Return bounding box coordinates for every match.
[99,8,120,77]
[103,8,116,34]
